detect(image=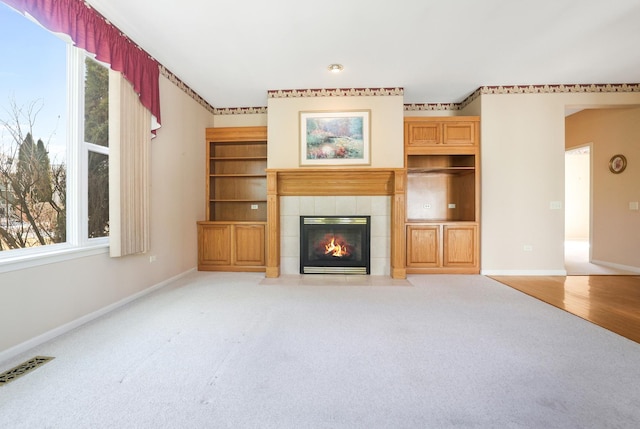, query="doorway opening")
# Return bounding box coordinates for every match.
[564,145,591,274]
[564,144,634,275]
